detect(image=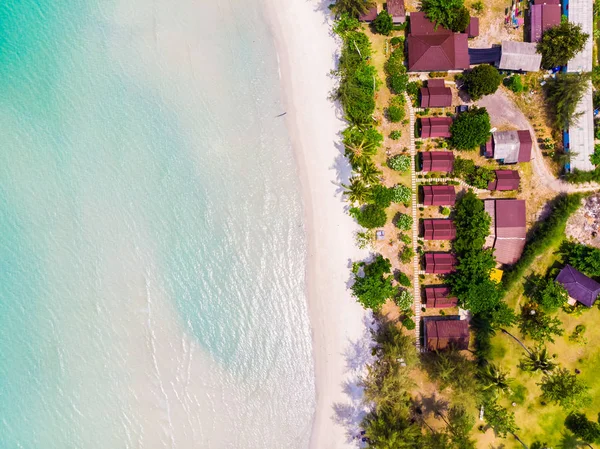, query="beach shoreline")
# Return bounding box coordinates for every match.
[263,1,369,448]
